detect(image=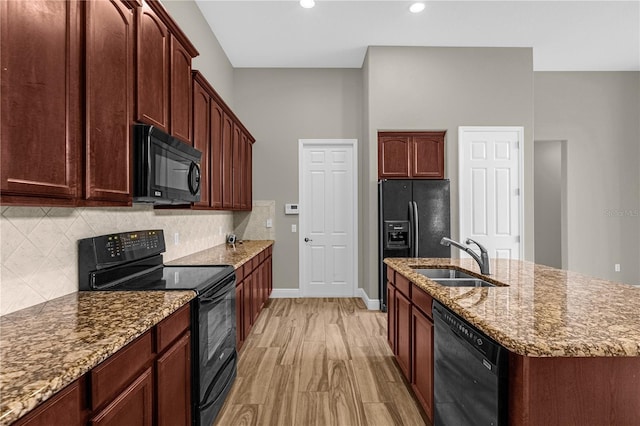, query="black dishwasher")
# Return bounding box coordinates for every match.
[433,301,508,426]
